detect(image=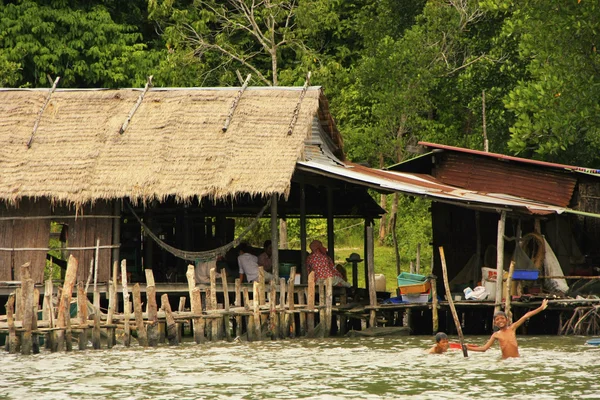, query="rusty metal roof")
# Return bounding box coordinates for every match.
[296,160,572,216]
